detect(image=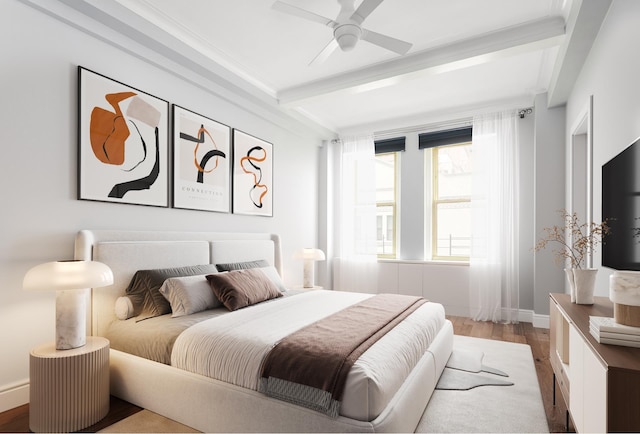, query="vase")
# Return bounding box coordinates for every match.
[565,268,598,304]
